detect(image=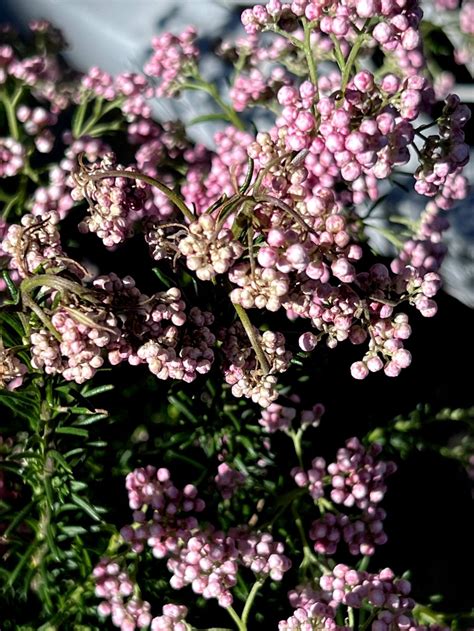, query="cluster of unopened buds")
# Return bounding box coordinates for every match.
[178,214,244,281]
[258,395,325,433]
[71,153,149,247]
[280,565,450,630]
[215,462,246,499]
[220,324,292,407]
[104,465,291,617]
[0,348,27,390]
[291,437,396,556]
[93,559,189,631]
[4,211,217,384]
